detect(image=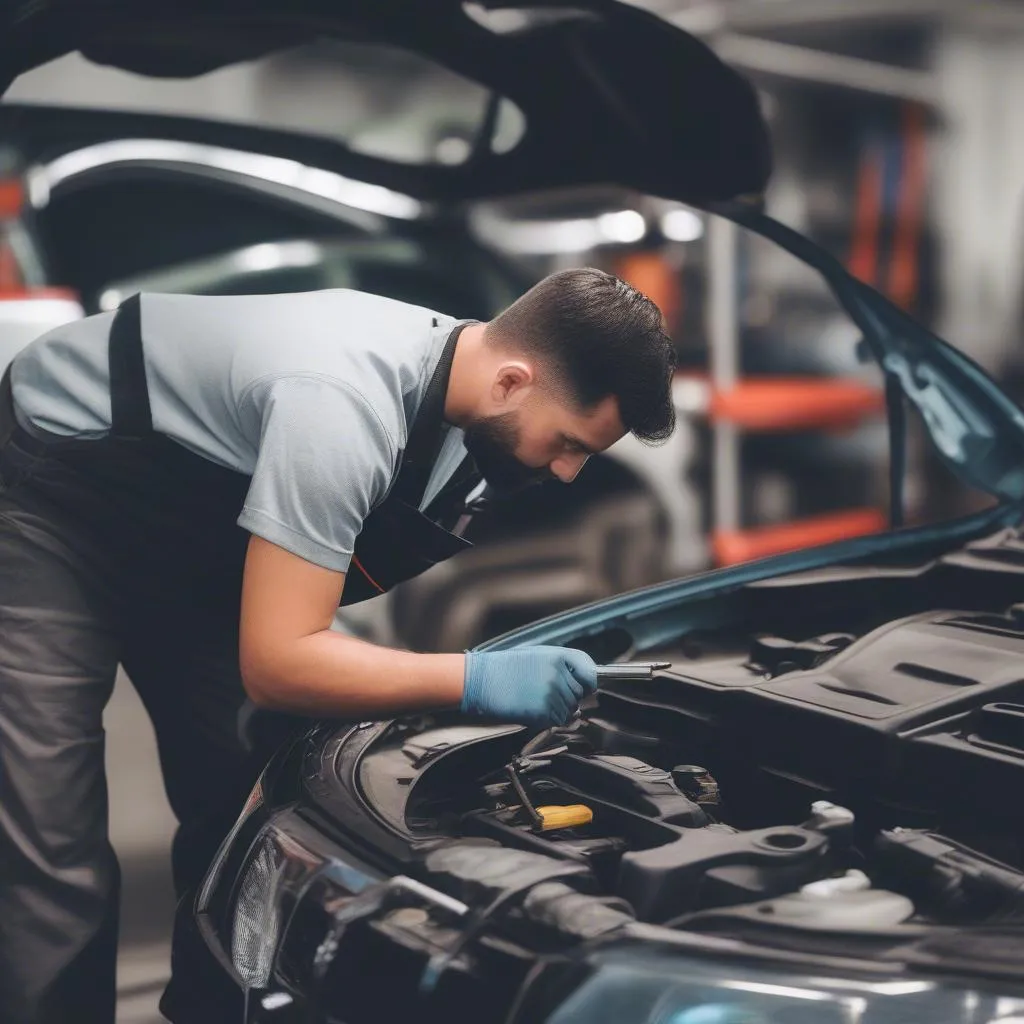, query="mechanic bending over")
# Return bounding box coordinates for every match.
[0,268,675,1023]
